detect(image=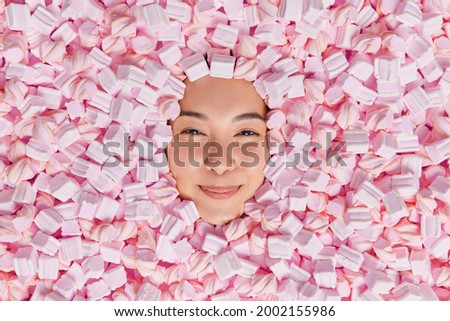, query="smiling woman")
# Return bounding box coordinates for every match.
[166,75,270,225]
